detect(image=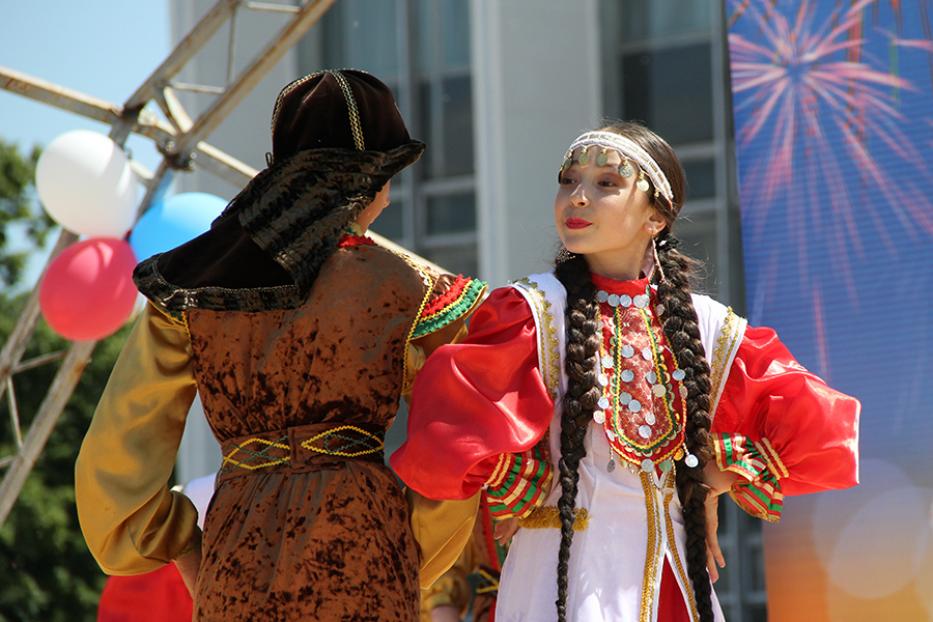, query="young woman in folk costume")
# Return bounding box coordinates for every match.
[75,70,486,621]
[392,122,860,622]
